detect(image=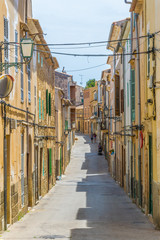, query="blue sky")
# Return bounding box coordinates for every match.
[32,0,130,86]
